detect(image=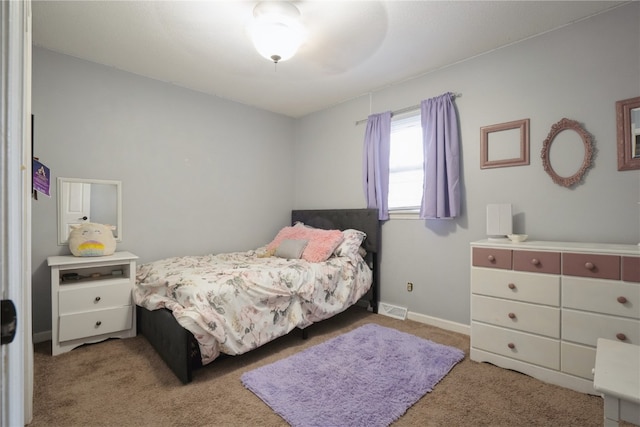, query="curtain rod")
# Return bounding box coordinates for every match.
[354,92,461,126]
